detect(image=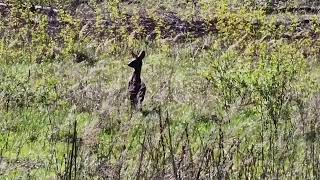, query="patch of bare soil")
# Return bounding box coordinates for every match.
[2,2,320,43]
